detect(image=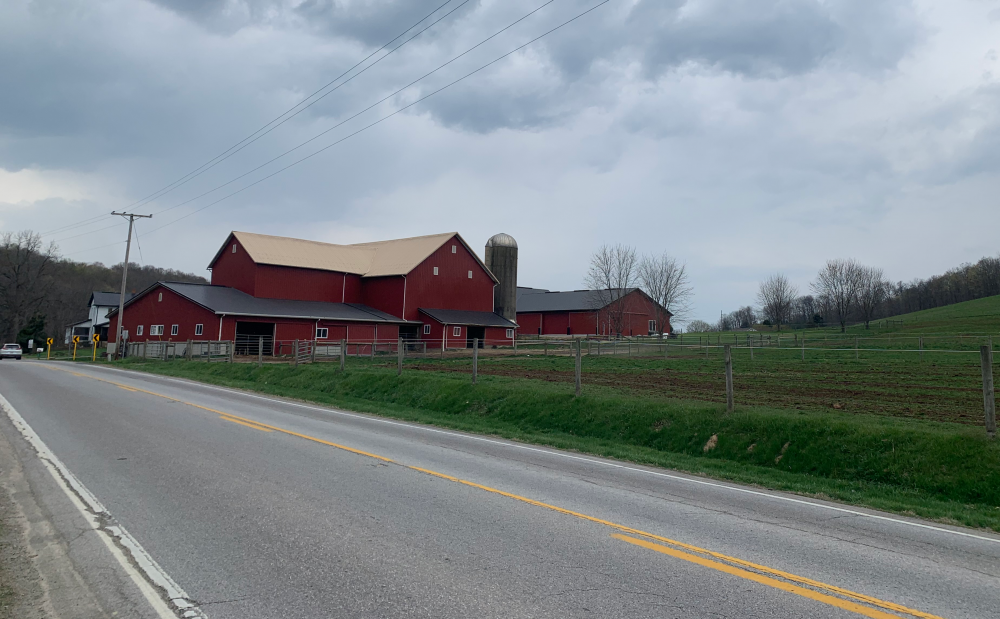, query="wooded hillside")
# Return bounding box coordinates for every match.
[0,231,207,345]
